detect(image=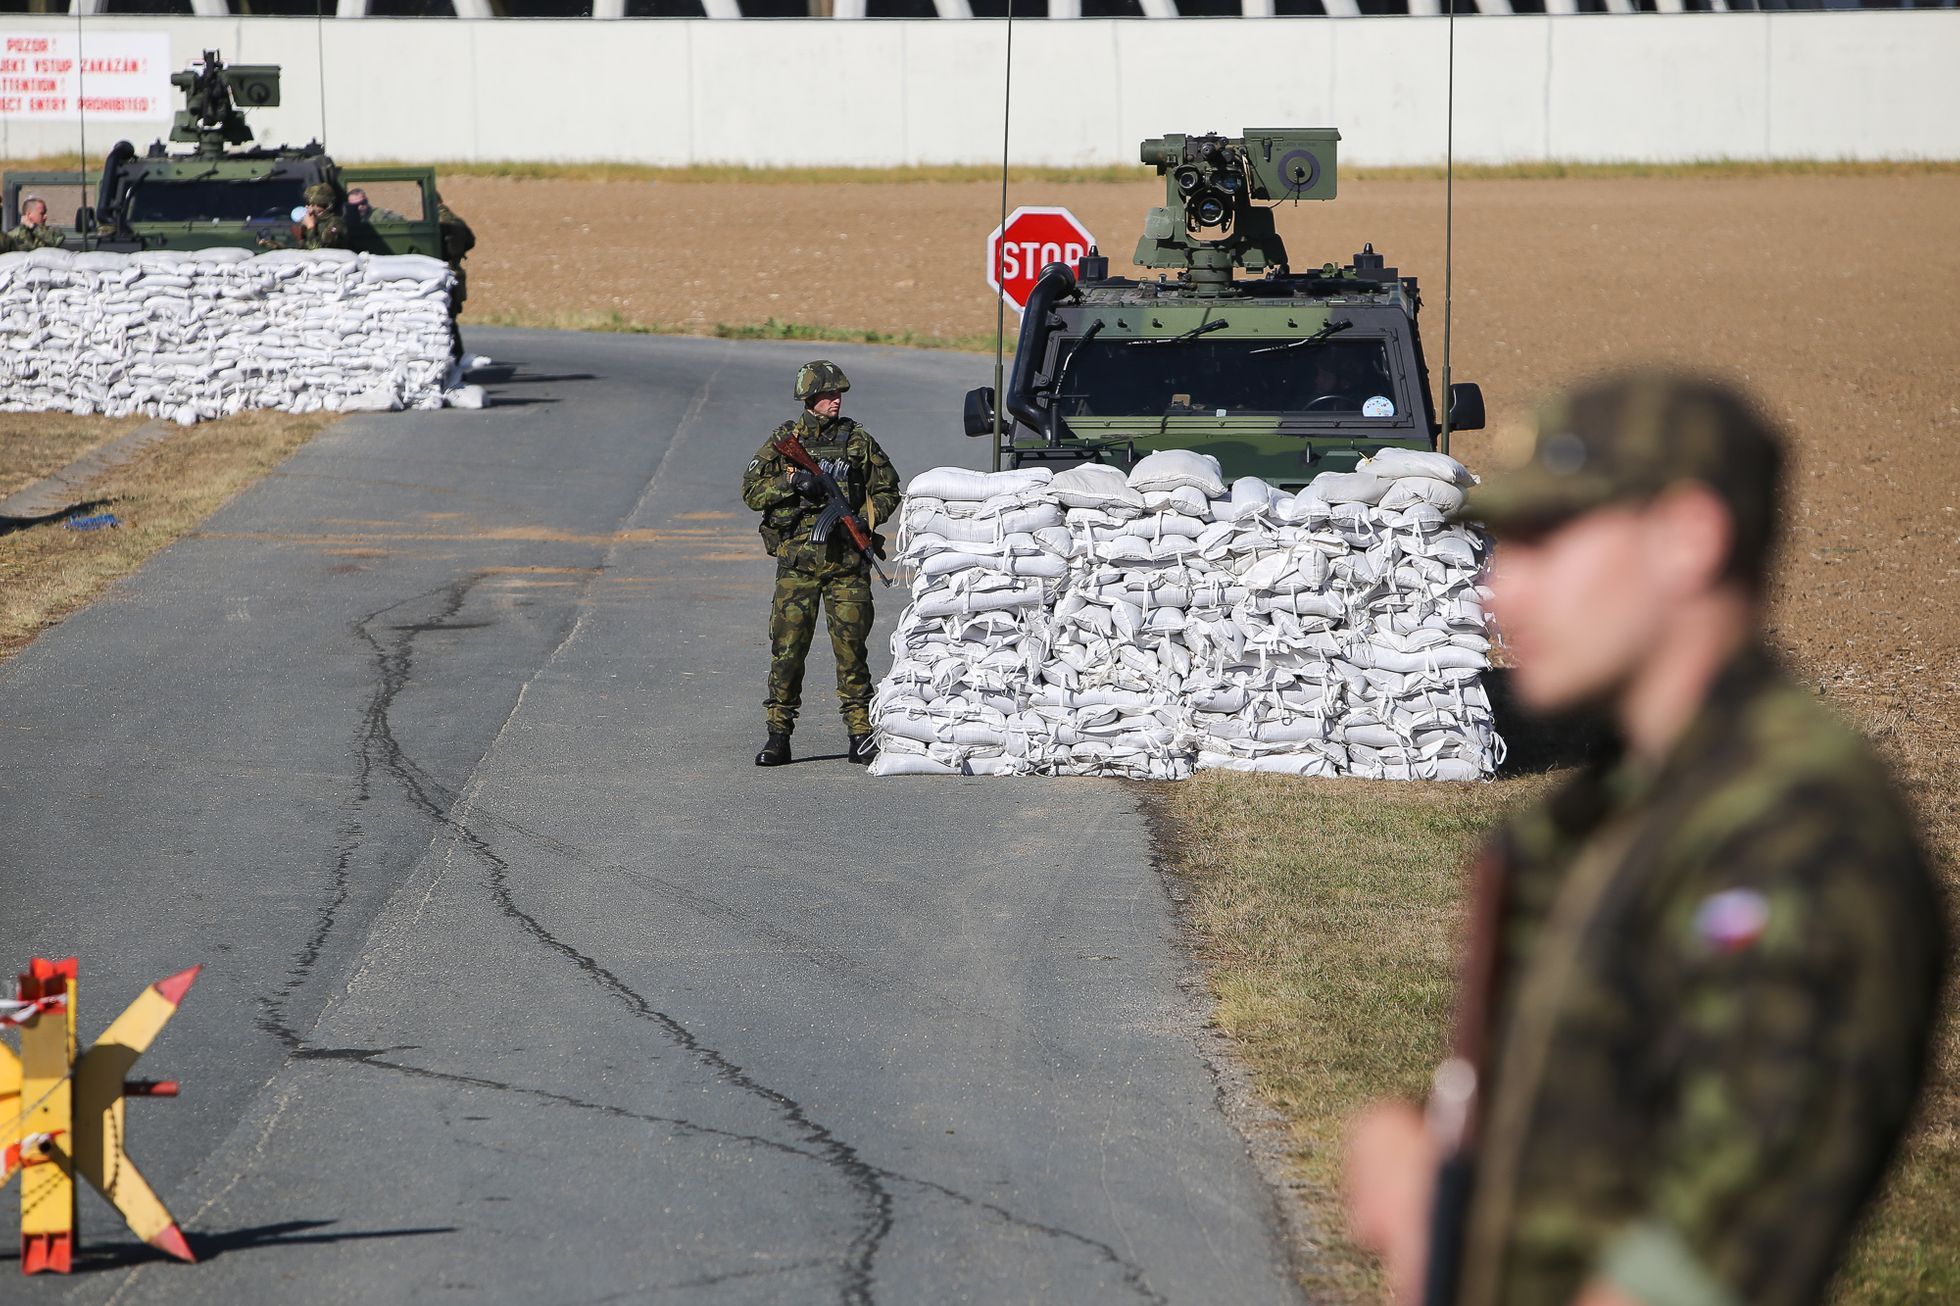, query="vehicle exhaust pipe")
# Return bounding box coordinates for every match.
[1005,261,1077,445]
